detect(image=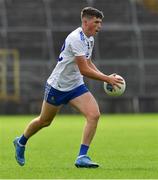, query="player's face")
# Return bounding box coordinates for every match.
[86,17,102,36]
